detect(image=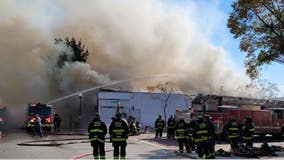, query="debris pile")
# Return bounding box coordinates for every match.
[216,143,283,158]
